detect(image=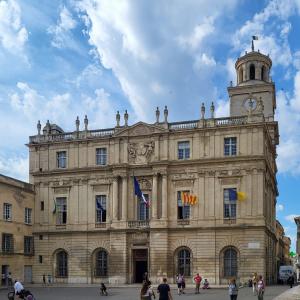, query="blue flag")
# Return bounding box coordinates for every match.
[96,198,104,211]
[228,189,237,201]
[134,176,148,206]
